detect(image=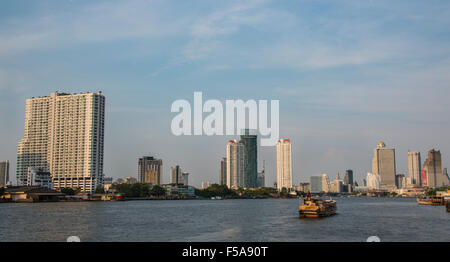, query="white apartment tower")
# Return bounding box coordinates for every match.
[407,151,421,186]
[17,92,105,193]
[276,139,292,191]
[226,140,245,189]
